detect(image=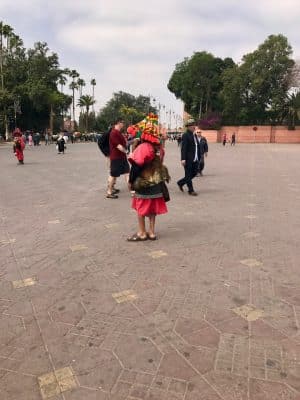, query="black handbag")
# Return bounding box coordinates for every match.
[161,181,170,202]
